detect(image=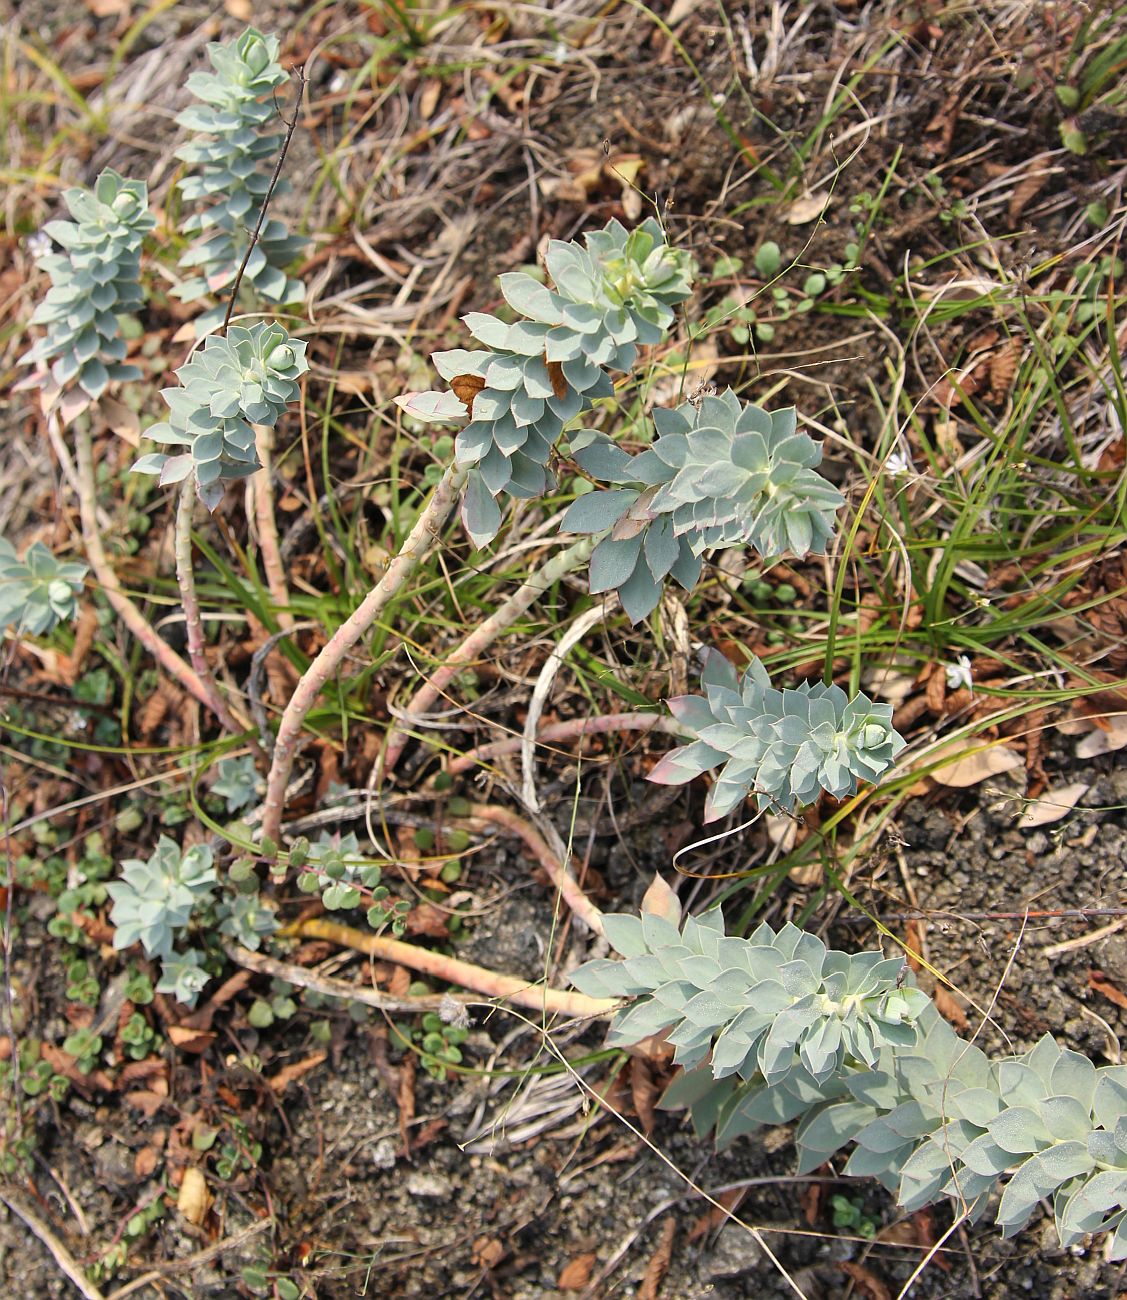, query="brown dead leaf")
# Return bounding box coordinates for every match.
[785,192,830,225]
[639,1217,675,1300]
[404,901,450,939]
[125,1089,168,1117]
[1075,714,1127,758]
[923,739,1023,788]
[83,0,129,14]
[687,1187,744,1243]
[1089,970,1127,1012]
[558,1252,597,1290]
[933,986,969,1032]
[1016,782,1088,827]
[668,0,705,21]
[449,373,485,412]
[925,665,946,715]
[631,1057,658,1136]
[134,1145,161,1179]
[903,919,925,972]
[270,1051,327,1093]
[39,1043,113,1091]
[177,1166,211,1226]
[119,1057,167,1086]
[62,604,99,685]
[1008,172,1048,227]
[876,1207,948,1266]
[989,337,1021,402]
[838,1260,892,1300]
[471,1236,506,1270]
[546,358,568,400]
[166,1025,216,1054]
[641,874,681,925]
[98,394,140,446]
[800,1176,823,1227]
[419,77,443,120]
